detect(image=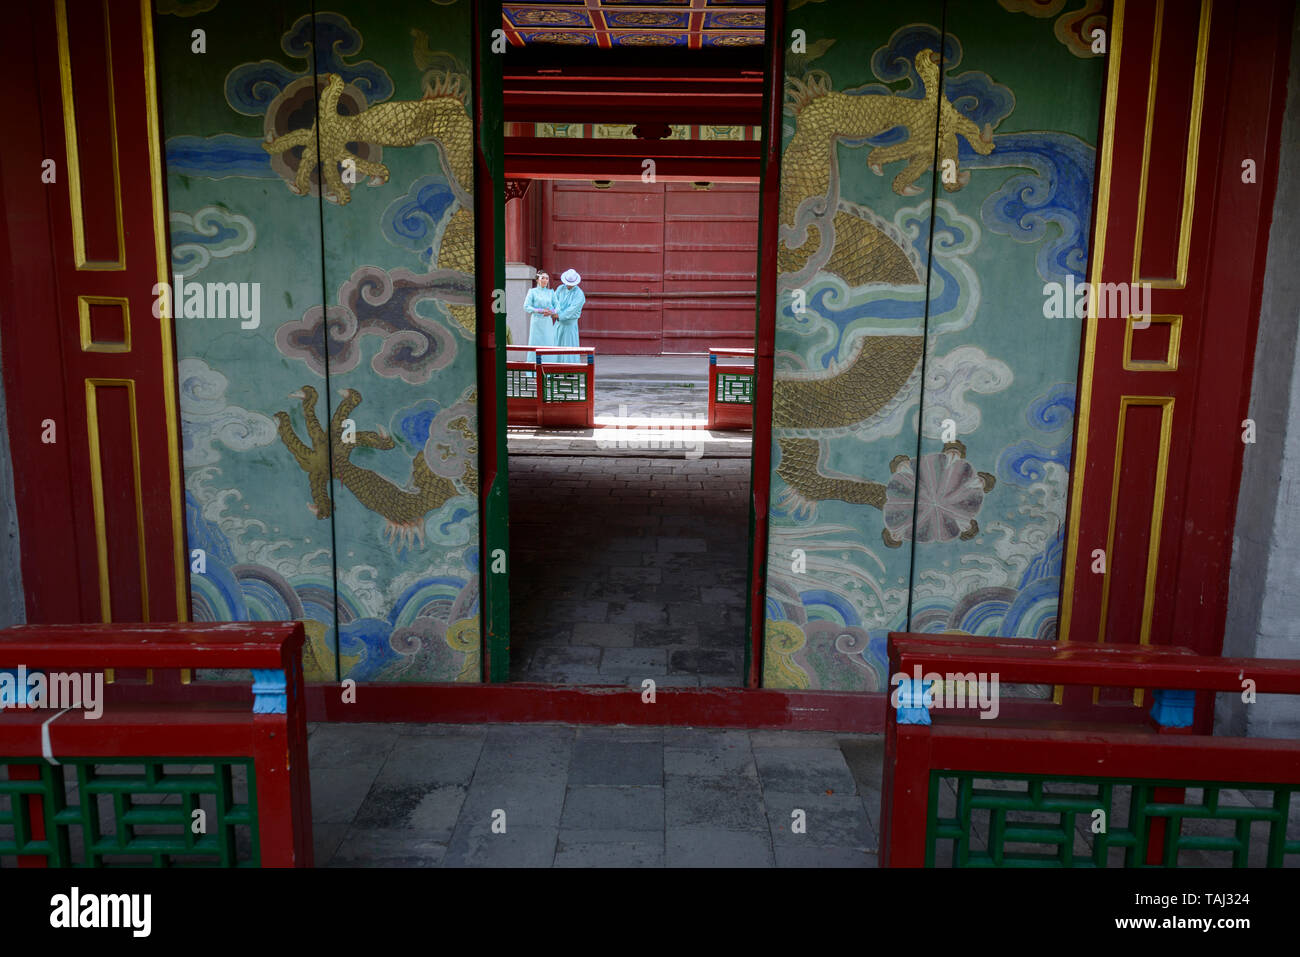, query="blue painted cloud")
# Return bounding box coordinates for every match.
[170,206,256,275]
[963,131,1096,285]
[226,12,393,116]
[381,175,458,265]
